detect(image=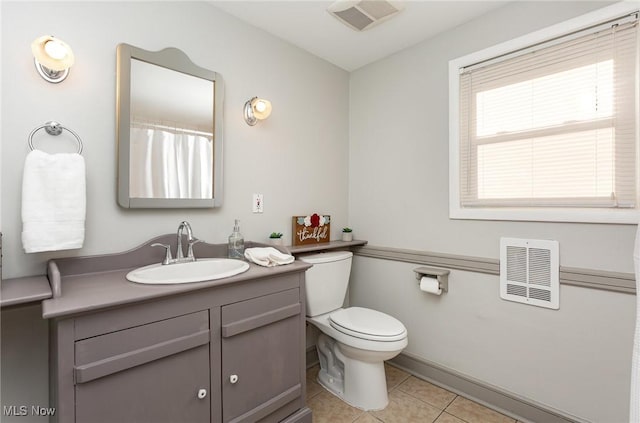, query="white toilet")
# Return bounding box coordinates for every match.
[299,251,408,411]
